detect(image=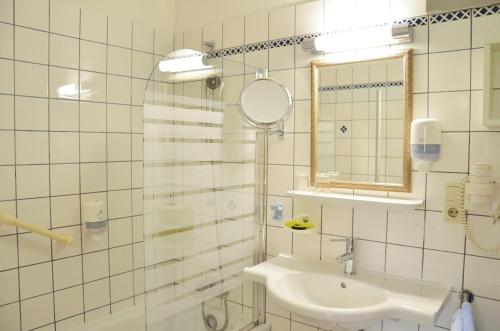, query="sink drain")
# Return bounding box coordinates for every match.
[340,282,347,288]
